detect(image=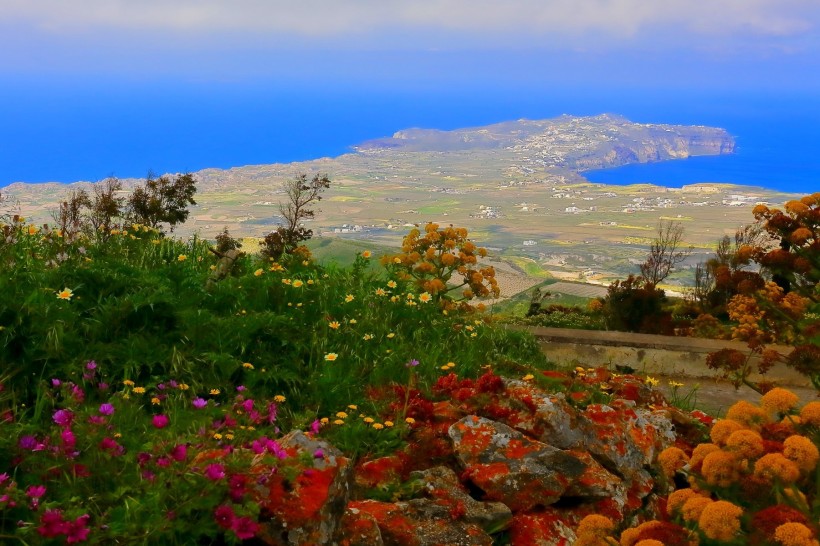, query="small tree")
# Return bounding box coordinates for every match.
[52,188,91,242]
[88,177,125,239]
[261,173,330,261]
[126,172,197,233]
[639,220,692,288]
[215,226,242,254]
